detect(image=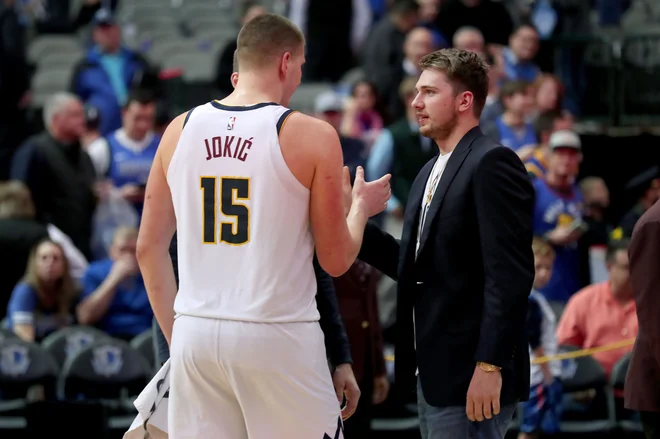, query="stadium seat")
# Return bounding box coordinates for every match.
[338,67,366,87]
[611,352,643,432]
[38,50,84,70]
[163,52,215,82]
[41,326,110,369]
[28,36,82,64]
[145,39,197,65]
[0,338,59,430]
[558,345,617,433]
[30,67,75,107]
[130,330,156,373]
[58,338,151,401]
